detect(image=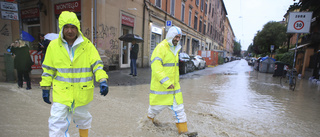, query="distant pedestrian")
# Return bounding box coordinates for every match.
[9,39,33,90]
[147,26,197,136]
[38,34,50,63]
[129,40,139,76]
